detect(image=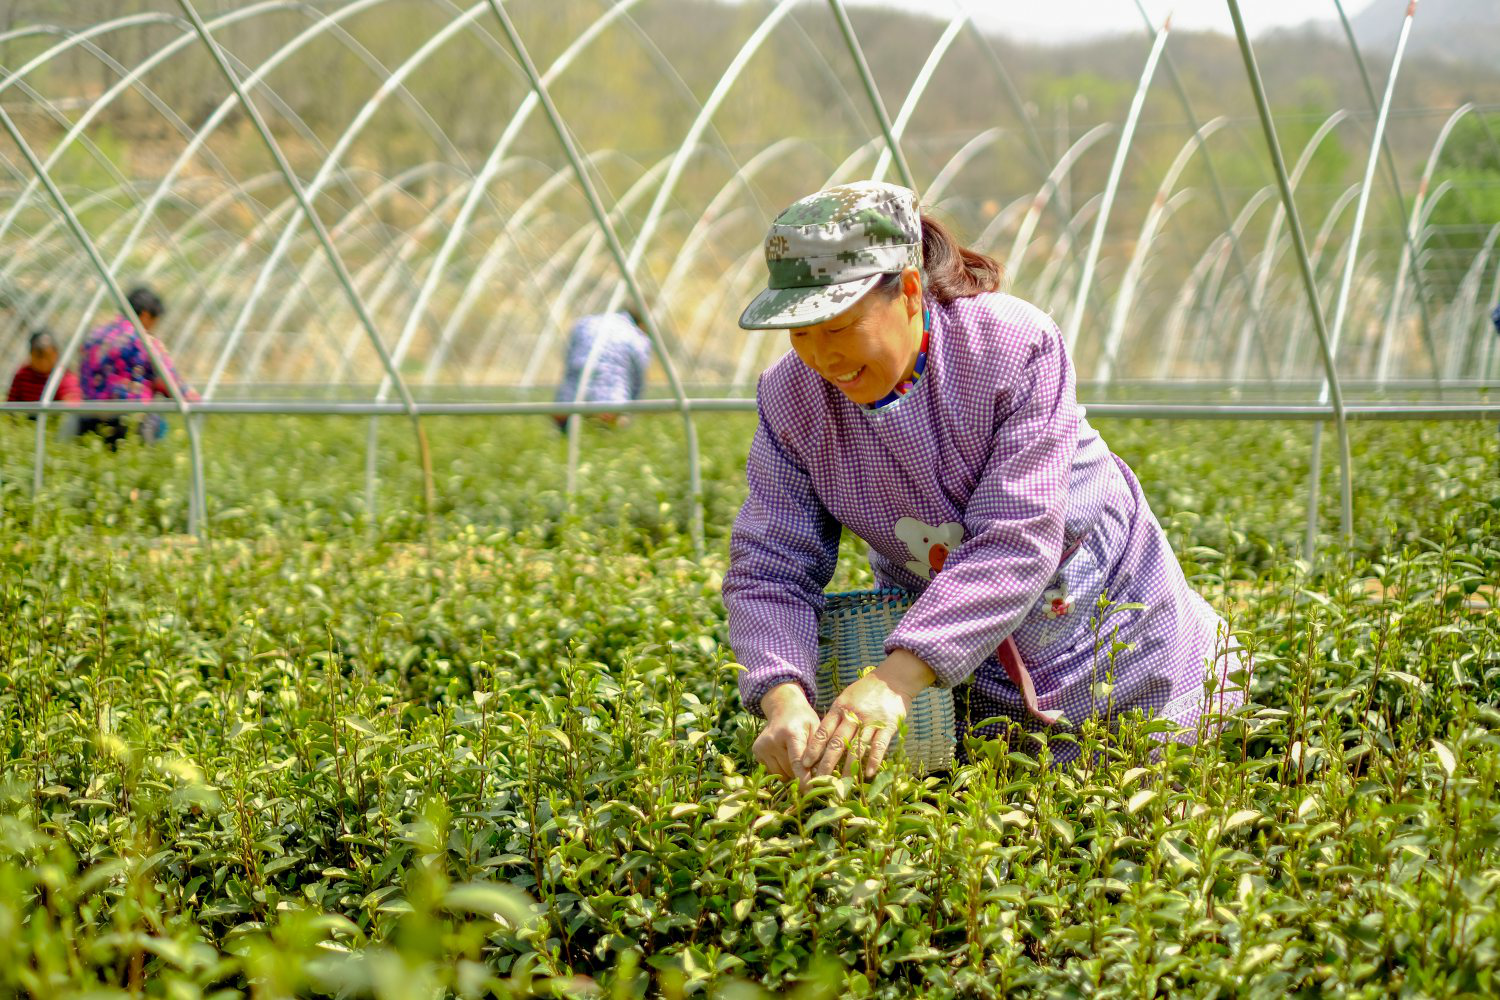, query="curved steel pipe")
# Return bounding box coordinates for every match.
[1132,0,1271,380]
[329,183,478,386]
[482,0,706,553]
[1095,117,1229,381]
[1060,20,1169,351]
[162,1,521,390]
[1333,0,1441,387]
[1156,233,1229,381]
[36,1,437,411]
[244,166,481,385]
[1225,0,1353,551]
[923,127,1004,206]
[0,6,339,251]
[871,11,968,185]
[1097,187,1196,381]
[1033,193,1104,314]
[427,156,635,384]
[1229,109,1350,382]
[1303,0,1419,558]
[477,218,606,385]
[517,152,673,386]
[953,1,1058,195]
[0,101,206,530]
[656,138,830,332]
[1442,231,1498,380]
[990,123,1114,276]
[1278,182,1363,379]
[826,0,915,190]
[203,1,495,406]
[611,0,800,312]
[373,0,649,414]
[196,168,454,385]
[1375,102,1474,382]
[176,0,436,524]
